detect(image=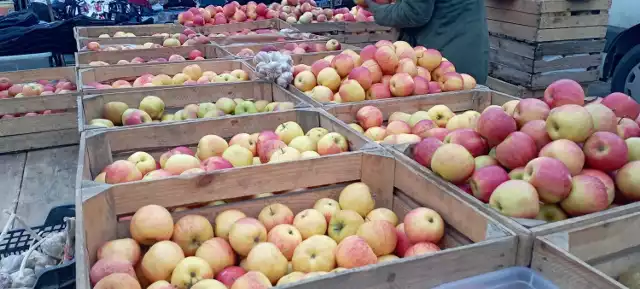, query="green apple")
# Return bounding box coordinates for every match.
[274,102,295,111]
[233,98,245,105]
[174,110,184,121]
[197,102,217,118]
[89,118,114,127]
[265,102,279,112]
[234,101,258,115]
